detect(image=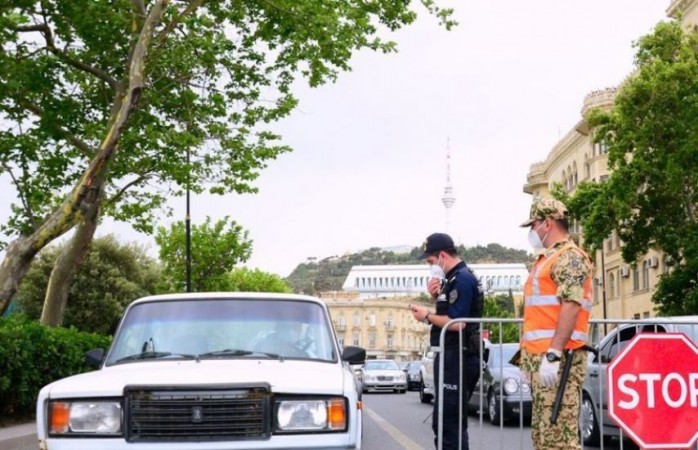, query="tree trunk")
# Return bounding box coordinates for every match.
[40,183,104,327]
[0,0,167,315]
